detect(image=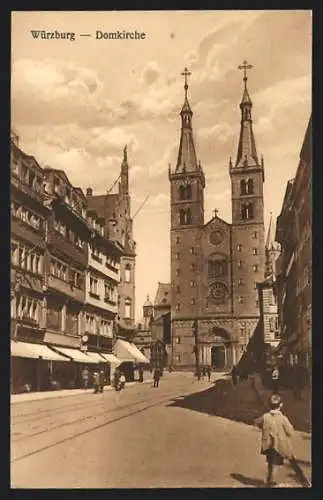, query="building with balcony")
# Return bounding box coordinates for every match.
[86,146,136,333]
[10,136,70,393]
[42,168,90,351]
[84,209,123,357]
[275,115,312,377]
